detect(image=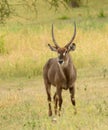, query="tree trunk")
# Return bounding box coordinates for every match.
[70,0,81,8]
